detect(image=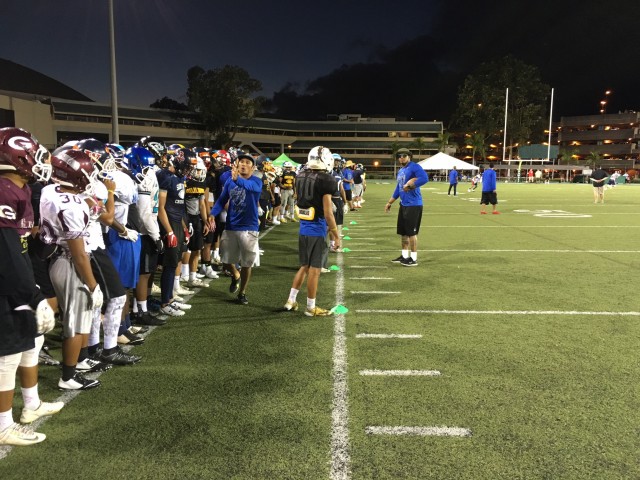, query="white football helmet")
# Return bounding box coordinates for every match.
[307,146,334,172]
[282,161,293,169]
